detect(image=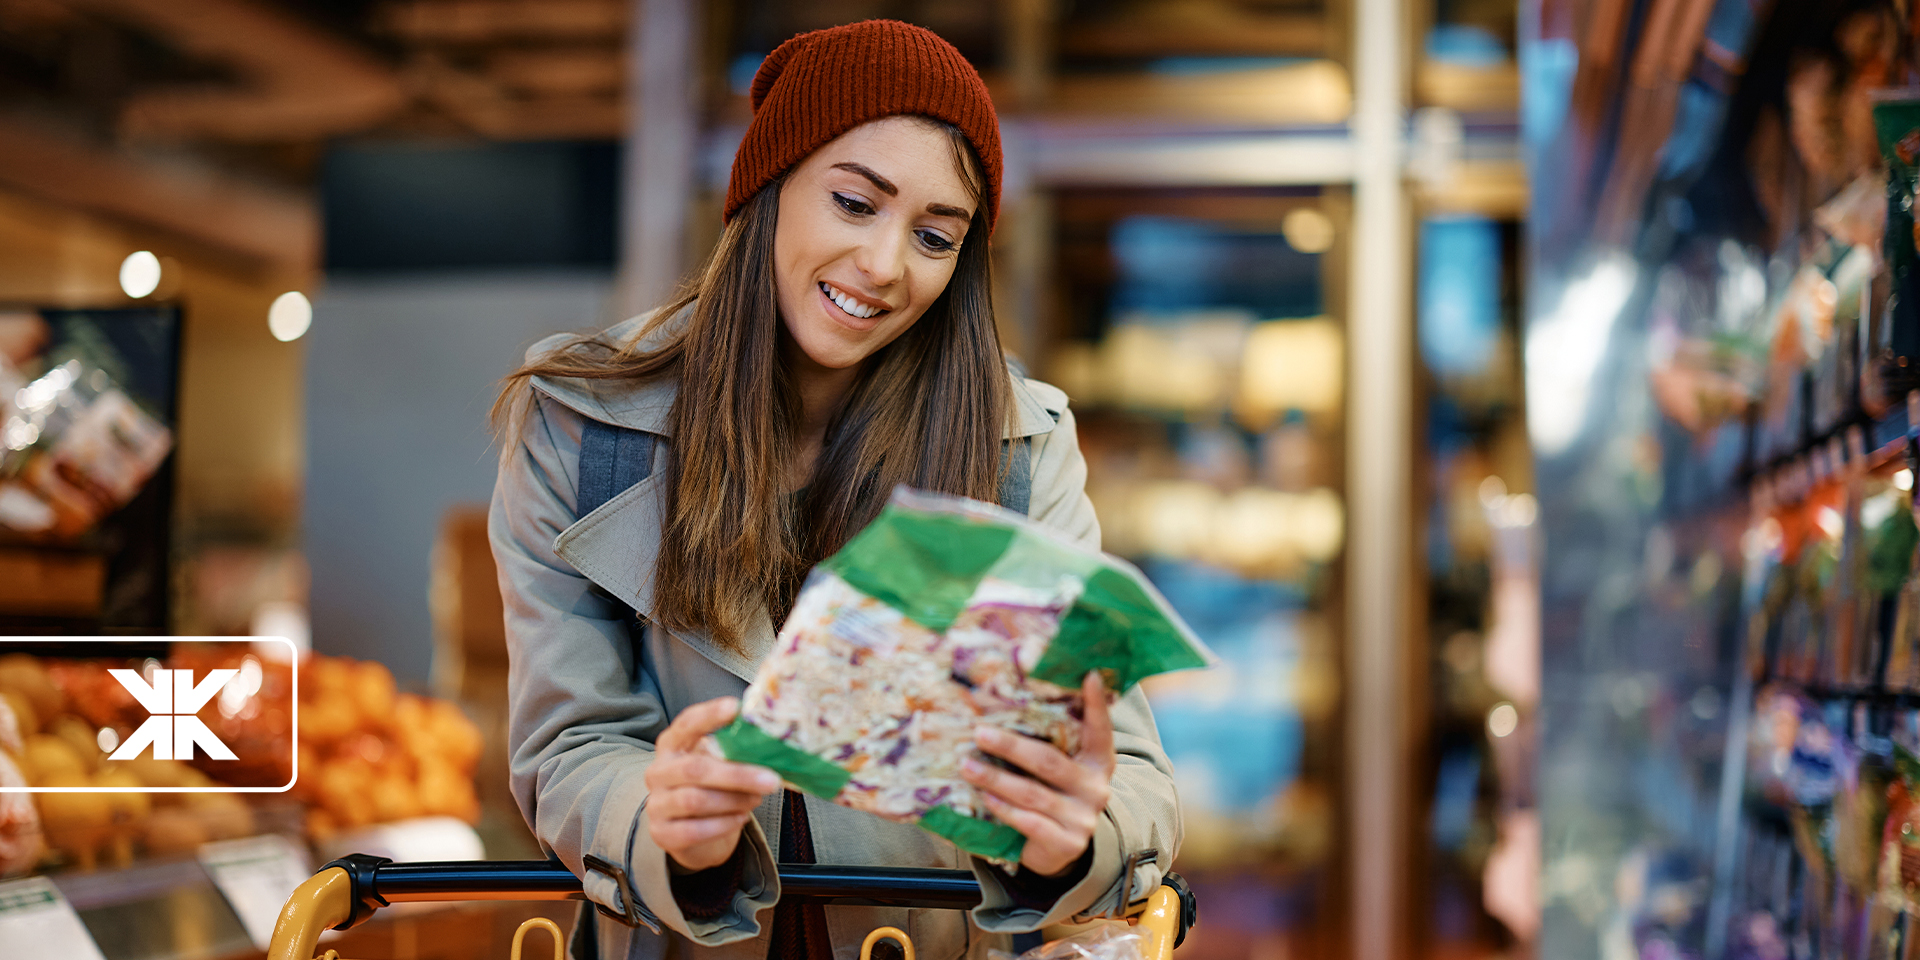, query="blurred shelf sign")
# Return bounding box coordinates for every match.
[198,833,314,950]
[0,876,106,960]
